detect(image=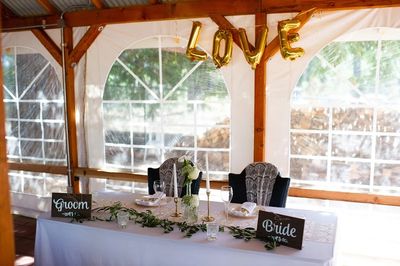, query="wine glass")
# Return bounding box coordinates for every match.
[220,185,233,225]
[153,180,165,216]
